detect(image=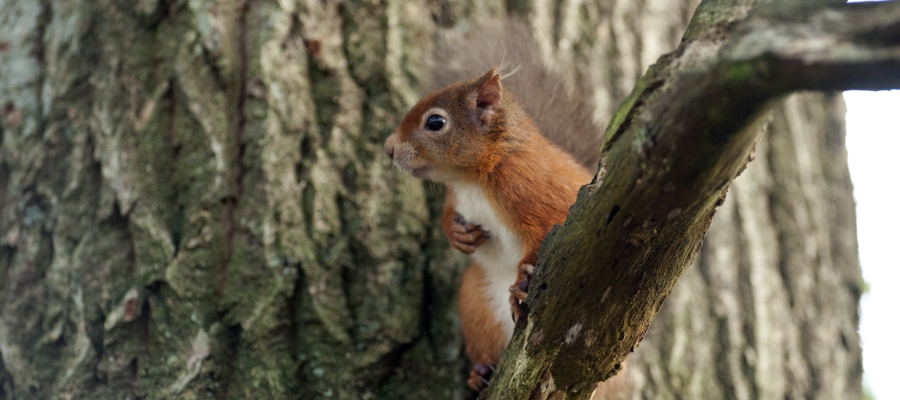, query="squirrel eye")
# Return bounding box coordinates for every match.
[425,115,446,131]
